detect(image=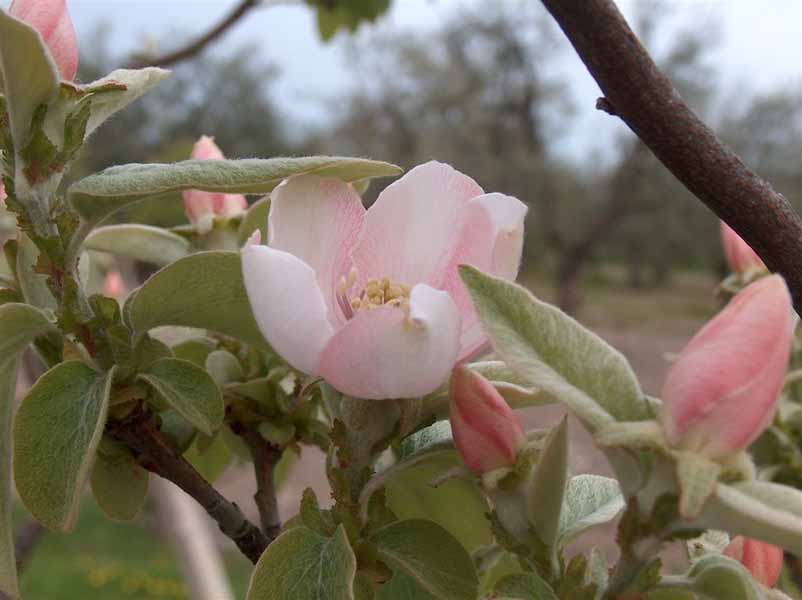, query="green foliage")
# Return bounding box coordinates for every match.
[238,195,270,246]
[84,224,190,266]
[492,572,558,600]
[0,8,58,148]
[459,266,648,431]
[687,554,761,600]
[68,156,402,229]
[137,358,223,436]
[13,362,114,531]
[674,452,721,519]
[557,475,624,547]
[370,519,478,600]
[127,251,266,346]
[246,525,356,600]
[307,0,392,41]
[526,418,568,551]
[16,232,56,311]
[90,448,149,521]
